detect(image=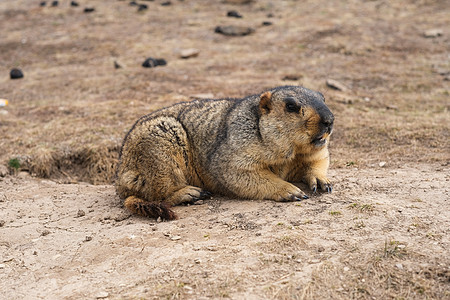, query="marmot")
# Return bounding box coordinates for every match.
[116,86,334,220]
